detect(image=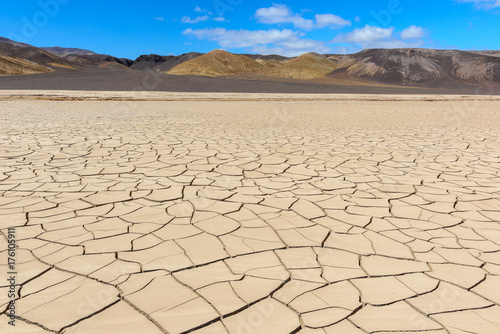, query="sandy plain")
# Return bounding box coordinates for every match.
[1,91,500,334]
